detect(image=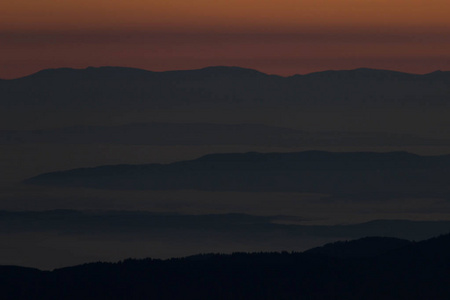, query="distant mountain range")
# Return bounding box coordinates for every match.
[1,232,450,299]
[25,151,450,197]
[1,66,450,134]
[1,122,447,147]
[2,66,449,109]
